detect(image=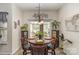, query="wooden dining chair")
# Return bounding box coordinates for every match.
[21,37,31,55]
[47,37,58,55]
[31,44,48,55]
[51,37,57,55]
